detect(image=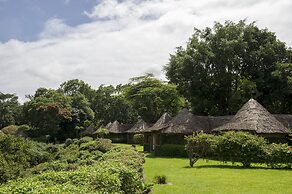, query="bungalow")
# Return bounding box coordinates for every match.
[104,121,132,143]
[143,99,291,151]
[212,99,291,143]
[126,119,151,144]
